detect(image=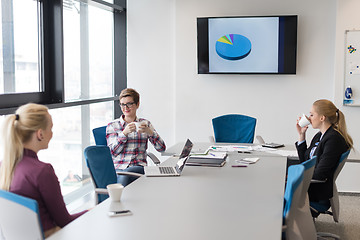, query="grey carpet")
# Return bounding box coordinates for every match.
[314,193,360,240]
